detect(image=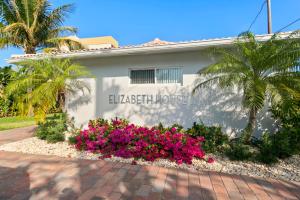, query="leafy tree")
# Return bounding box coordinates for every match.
[0,66,13,97]
[193,31,300,143]
[0,0,81,54]
[6,58,90,122]
[0,66,14,116]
